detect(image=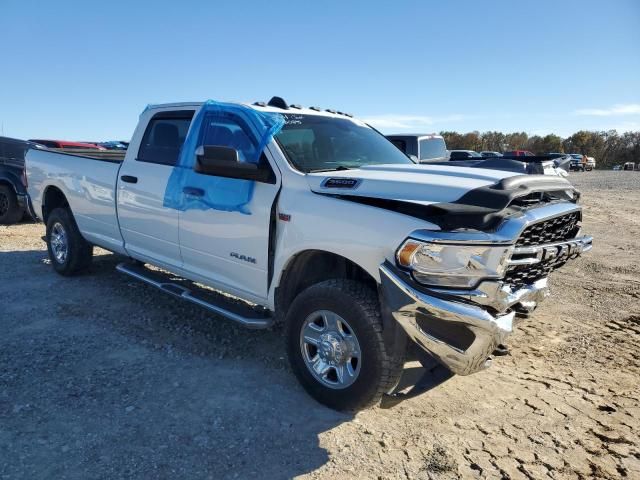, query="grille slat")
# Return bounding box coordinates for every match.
[506,211,581,289]
[515,211,581,247]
